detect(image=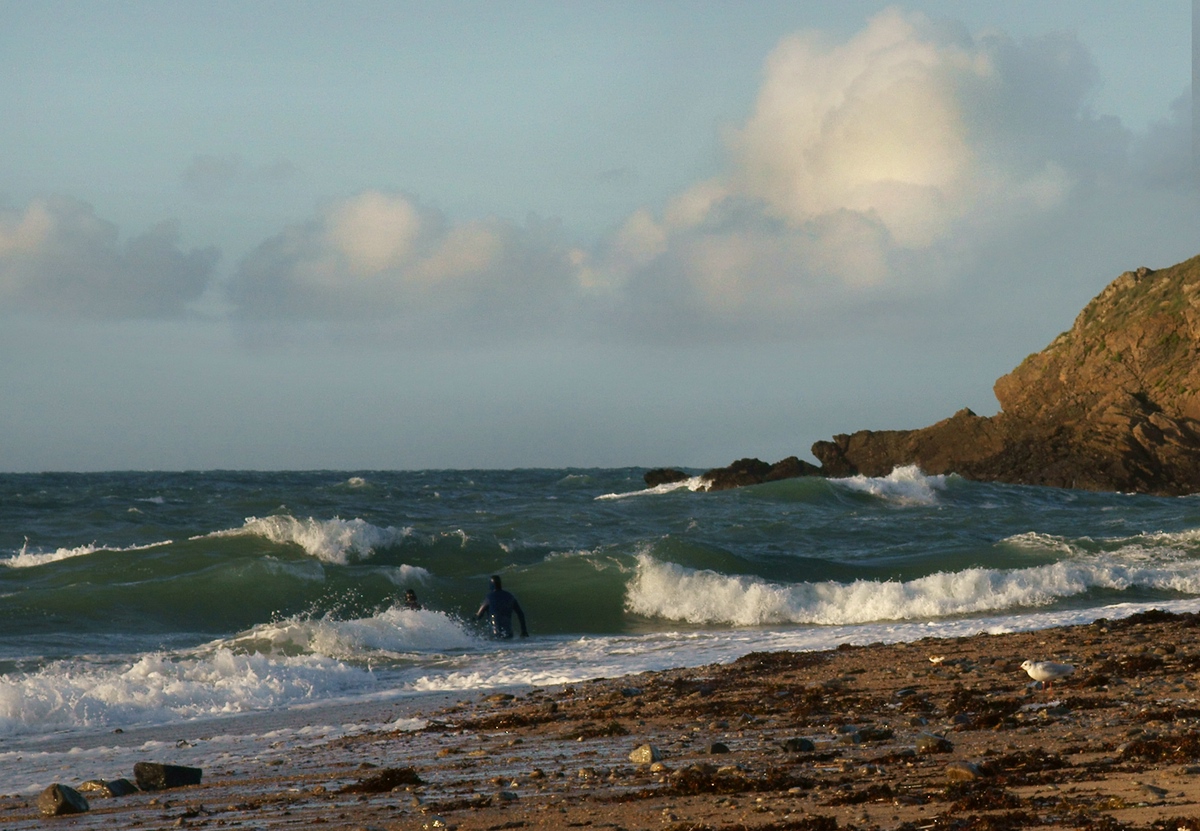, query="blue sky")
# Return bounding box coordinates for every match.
[2,1,1196,471]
